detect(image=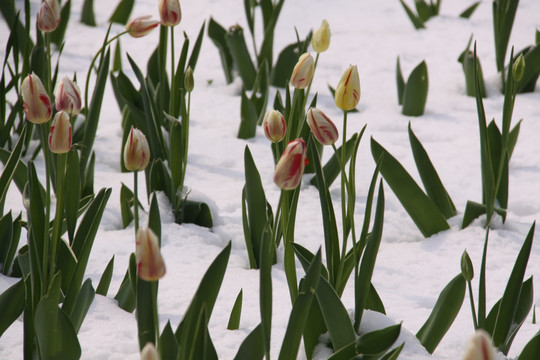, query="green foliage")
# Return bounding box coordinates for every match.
[397,59,429,116]
[459,2,481,19]
[458,36,486,97]
[50,0,72,47]
[238,61,269,139]
[96,256,114,296]
[328,324,402,360]
[0,279,24,337]
[493,0,520,89]
[80,0,96,26]
[227,290,243,330]
[109,0,134,25]
[519,331,540,359]
[233,324,265,360]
